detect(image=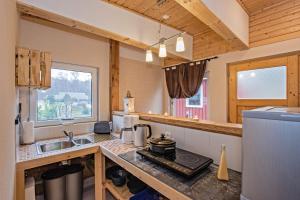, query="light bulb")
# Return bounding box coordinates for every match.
[176,35,185,52]
[159,43,167,58]
[145,49,153,62]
